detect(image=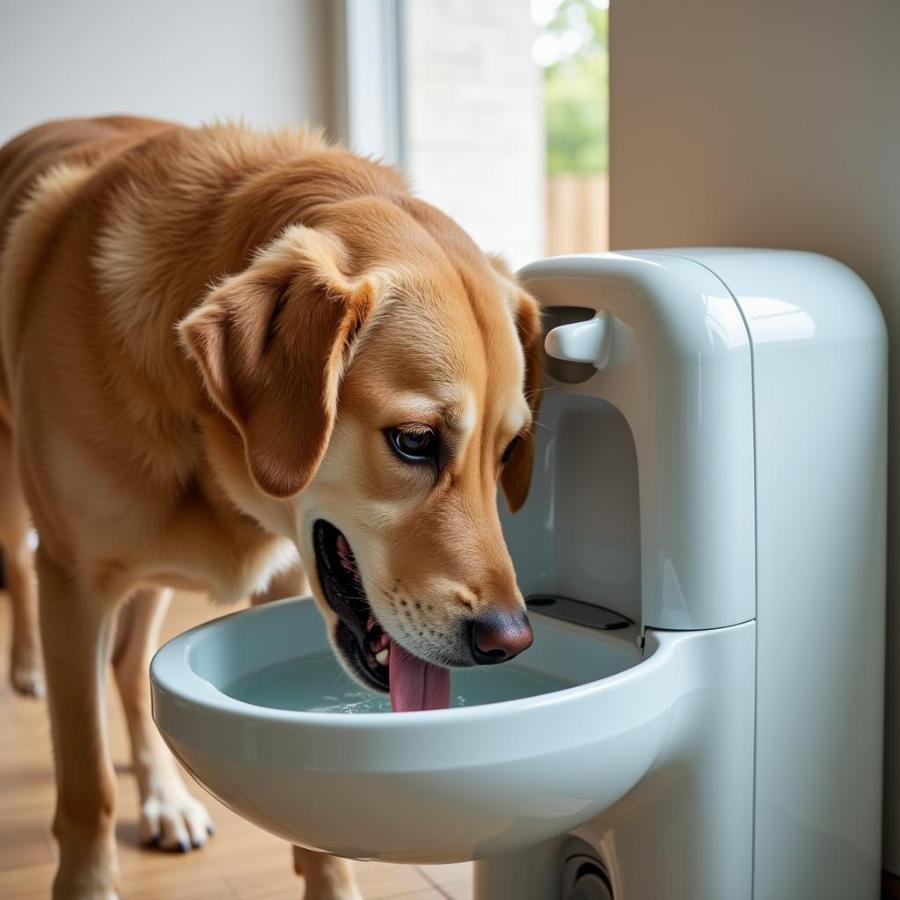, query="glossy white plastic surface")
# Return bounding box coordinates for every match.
[517,253,756,630]
[545,313,611,367]
[478,619,756,900]
[502,393,642,622]
[676,248,887,900]
[498,249,885,899]
[150,596,749,865]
